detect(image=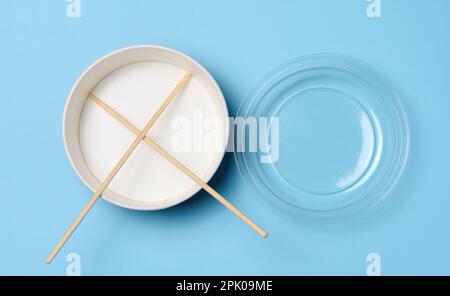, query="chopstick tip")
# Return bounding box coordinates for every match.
[258,229,268,239]
[45,252,56,264]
